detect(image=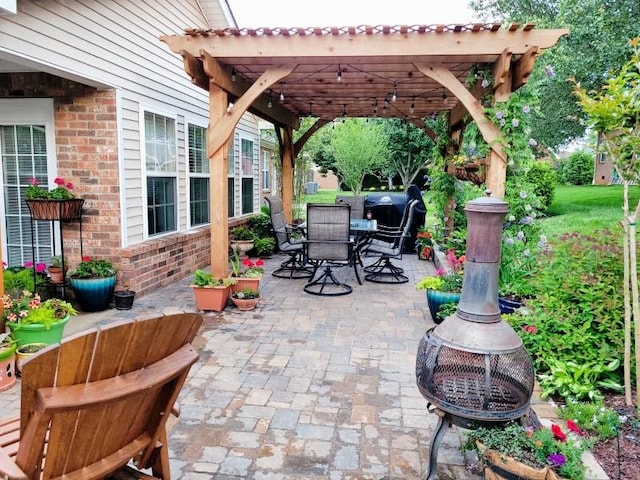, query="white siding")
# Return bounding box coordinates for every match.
[0,0,251,246]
